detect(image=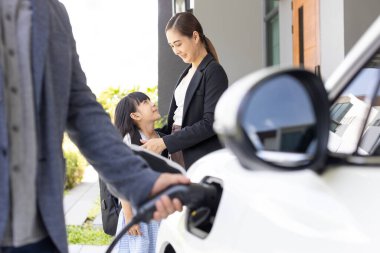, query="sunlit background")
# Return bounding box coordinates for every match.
[60,0,158,95]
